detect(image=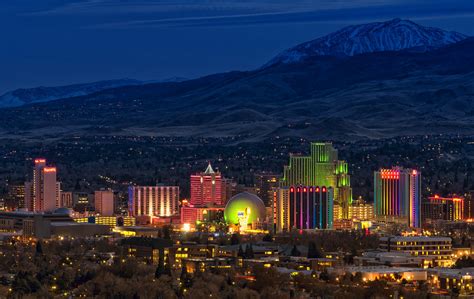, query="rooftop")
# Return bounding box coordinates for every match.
[380,236,451,242]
